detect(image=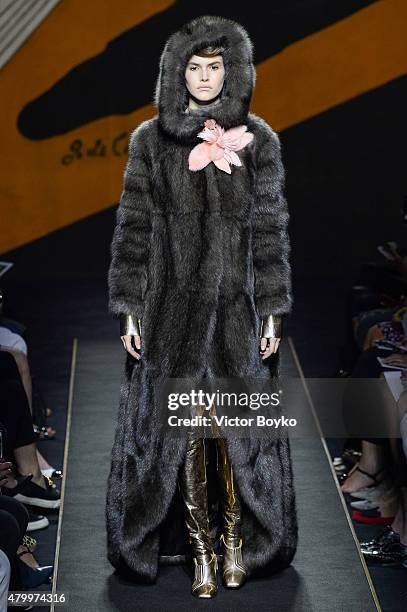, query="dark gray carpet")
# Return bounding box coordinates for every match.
[55,338,378,611]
